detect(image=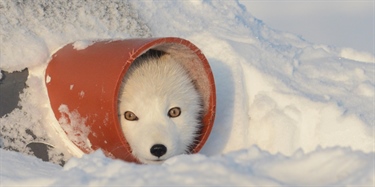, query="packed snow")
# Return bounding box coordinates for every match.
[0,0,374,186]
